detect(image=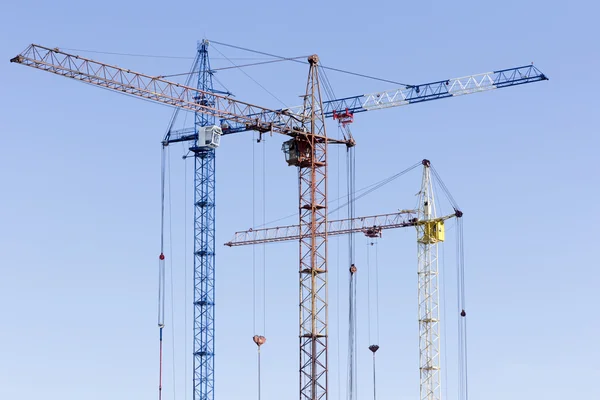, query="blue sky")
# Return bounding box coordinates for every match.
[1,1,598,400]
